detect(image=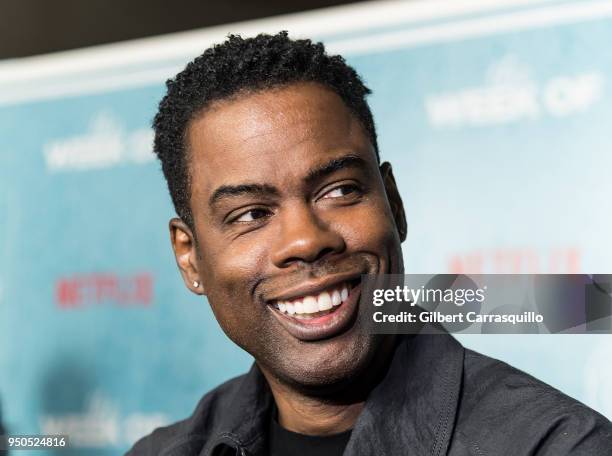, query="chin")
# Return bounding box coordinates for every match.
[270,327,379,393]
